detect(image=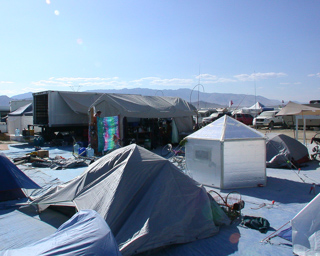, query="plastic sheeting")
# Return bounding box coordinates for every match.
[0,210,122,256]
[291,193,320,256]
[186,115,266,189]
[32,144,229,255]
